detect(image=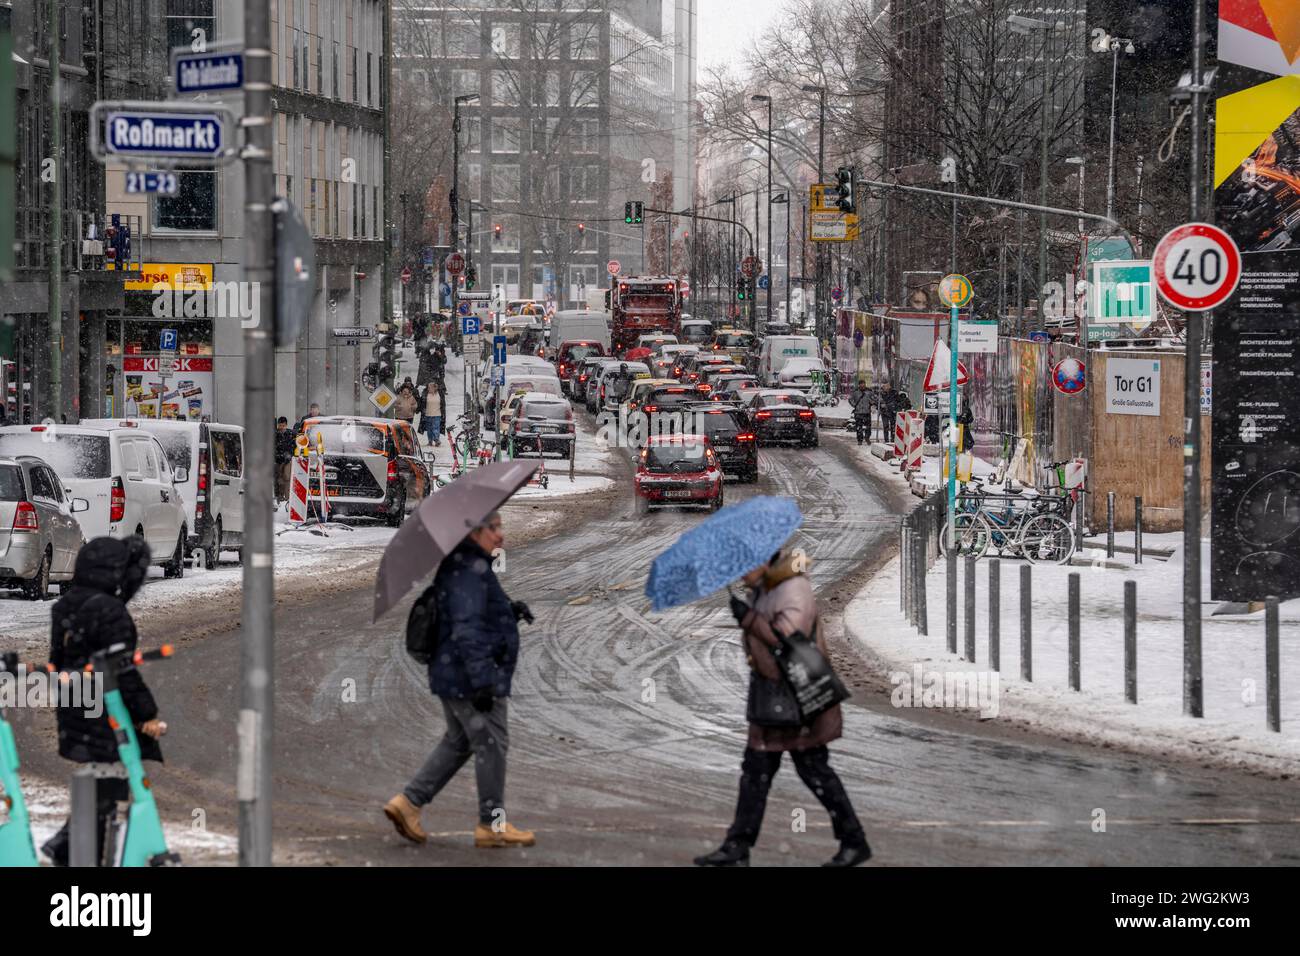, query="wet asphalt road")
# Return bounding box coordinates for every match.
[15,431,1300,866]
